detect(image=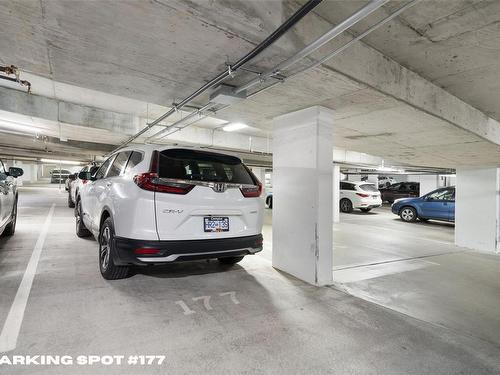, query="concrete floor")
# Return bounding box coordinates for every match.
[1,186,500,374]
